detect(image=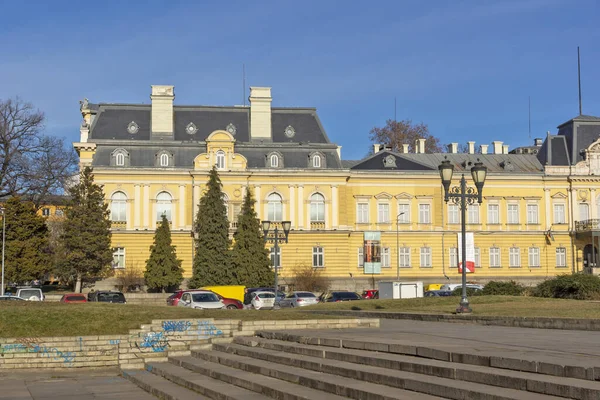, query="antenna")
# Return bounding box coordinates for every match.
[577,46,582,115]
[243,63,246,107]
[528,96,531,139]
[394,97,397,122]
